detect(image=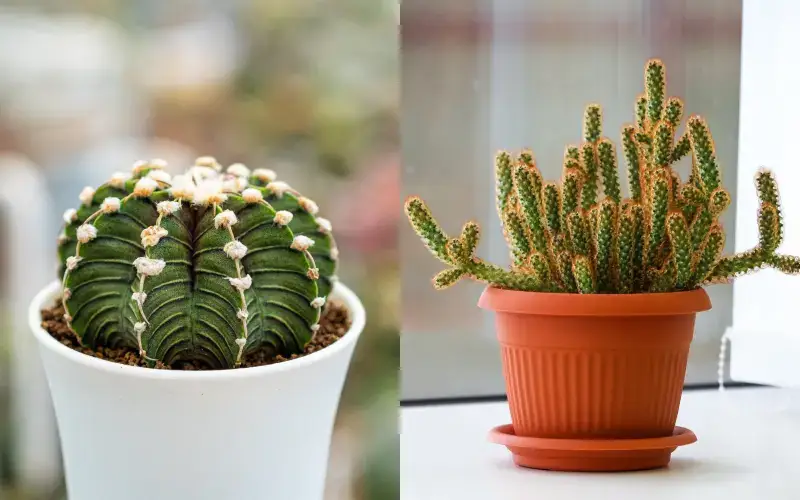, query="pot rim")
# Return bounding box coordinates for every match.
[29,279,365,380]
[478,286,711,316]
